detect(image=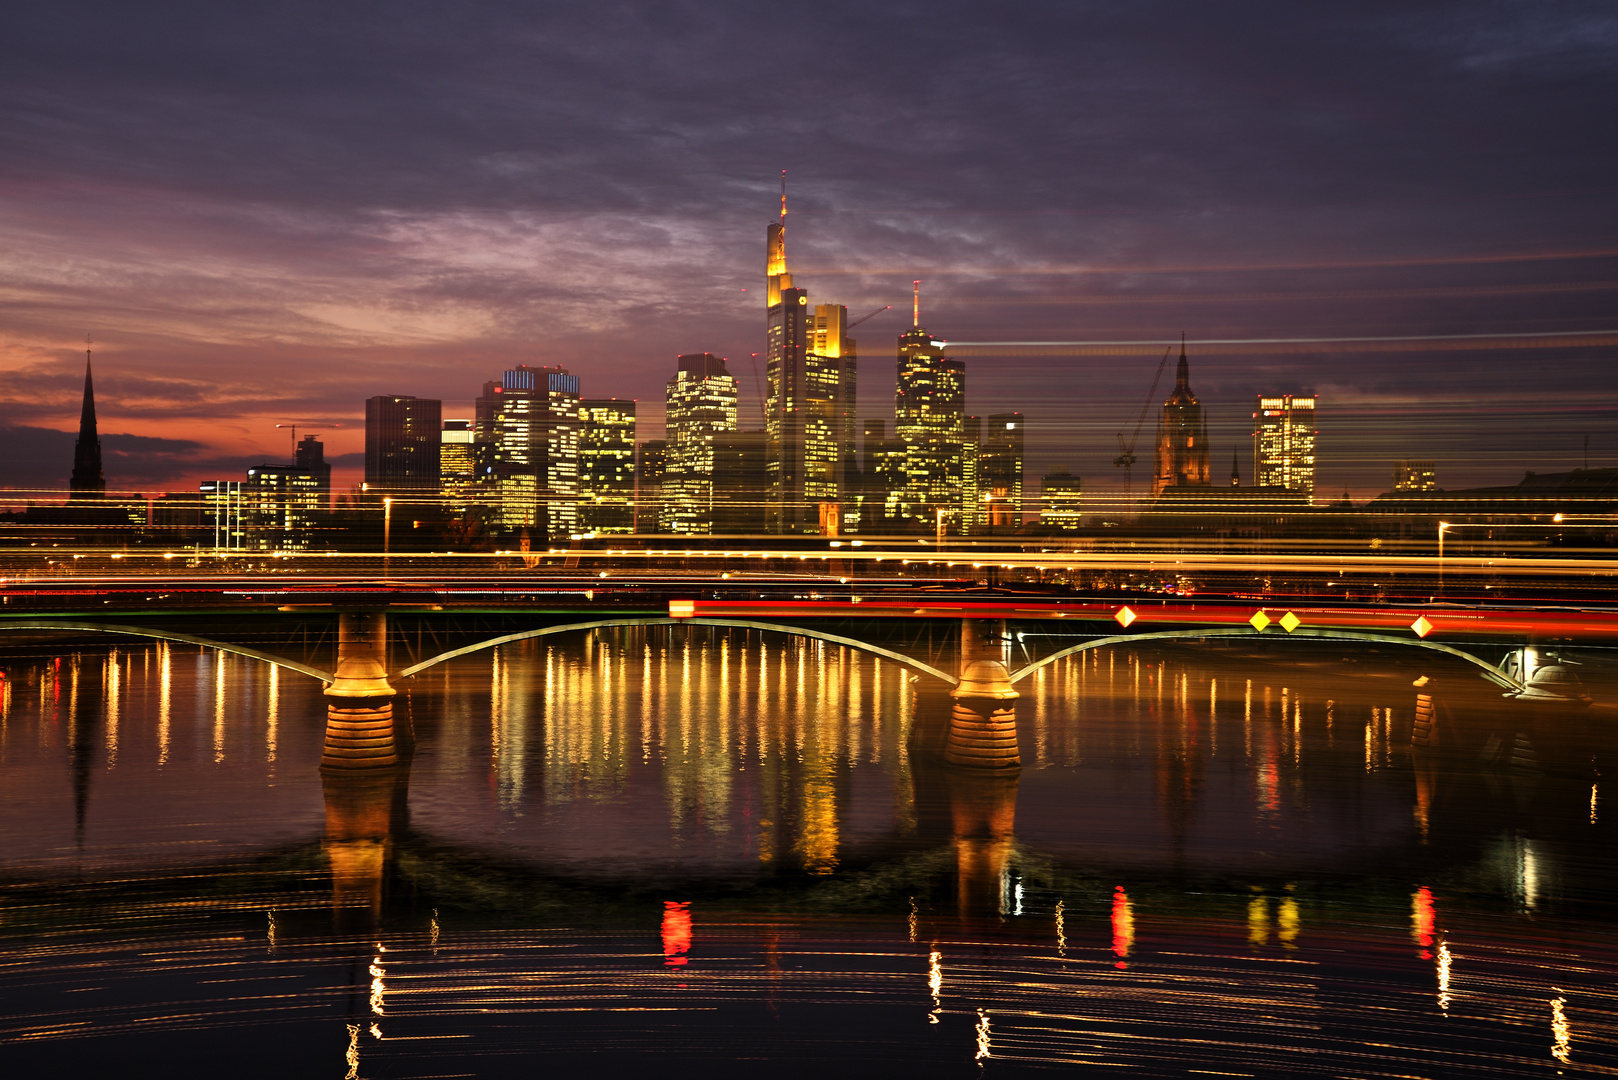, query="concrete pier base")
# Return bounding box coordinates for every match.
[944,659,1021,769]
[322,613,398,771]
